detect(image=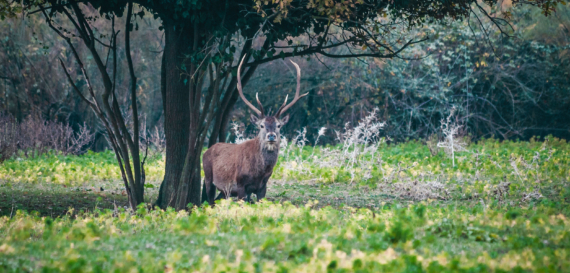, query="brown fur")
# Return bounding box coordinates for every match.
[203,116,286,204]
